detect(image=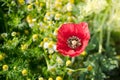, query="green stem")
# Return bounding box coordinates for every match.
[43,49,49,68]
[98,9,109,54]
[98,25,103,54]
[71,57,75,63]
[106,4,112,48]
[66,68,86,72]
[106,26,111,48]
